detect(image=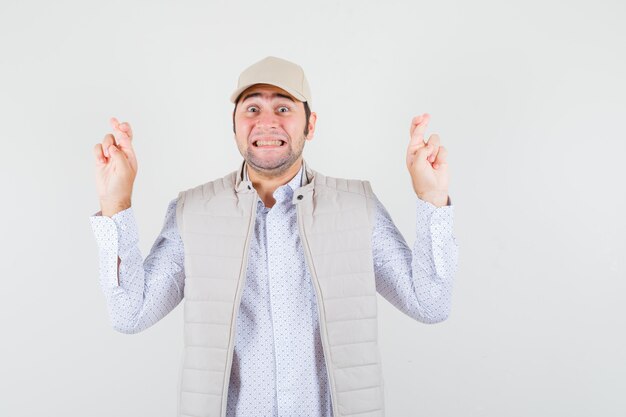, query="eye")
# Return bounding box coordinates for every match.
[246,105,259,112]
[278,106,290,113]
